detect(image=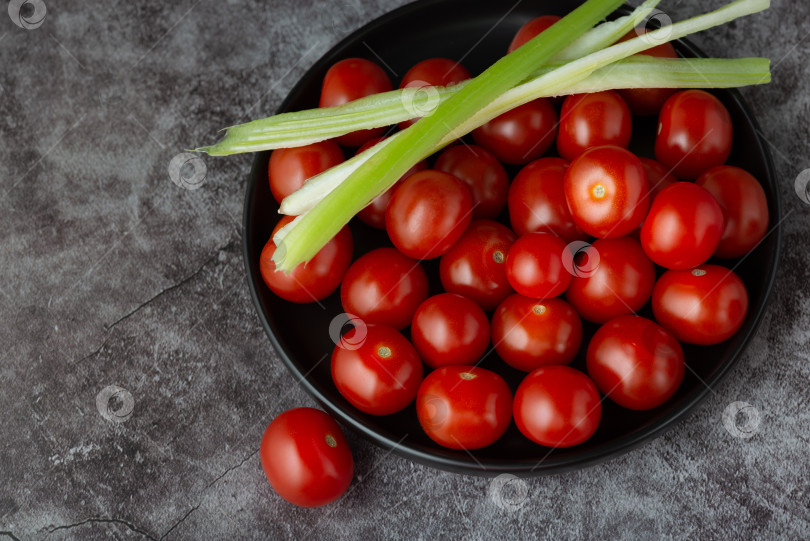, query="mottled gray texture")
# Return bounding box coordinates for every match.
[0,0,808,539]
